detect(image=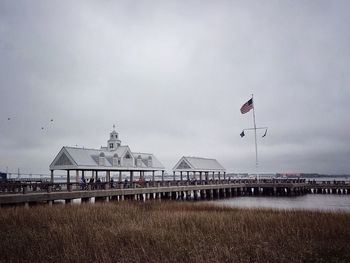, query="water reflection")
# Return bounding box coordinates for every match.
[211,195,350,212]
